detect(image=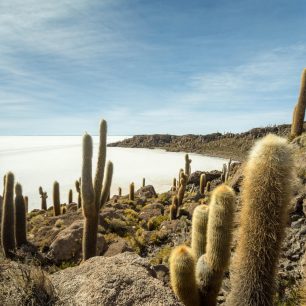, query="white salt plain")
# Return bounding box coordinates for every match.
[0,136,228,210]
